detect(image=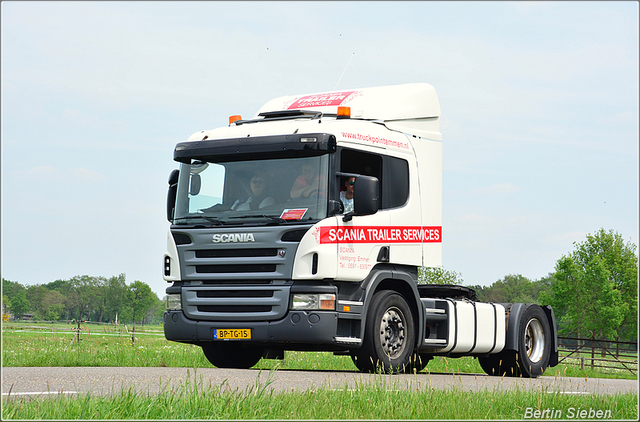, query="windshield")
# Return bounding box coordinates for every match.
[173,155,330,224]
